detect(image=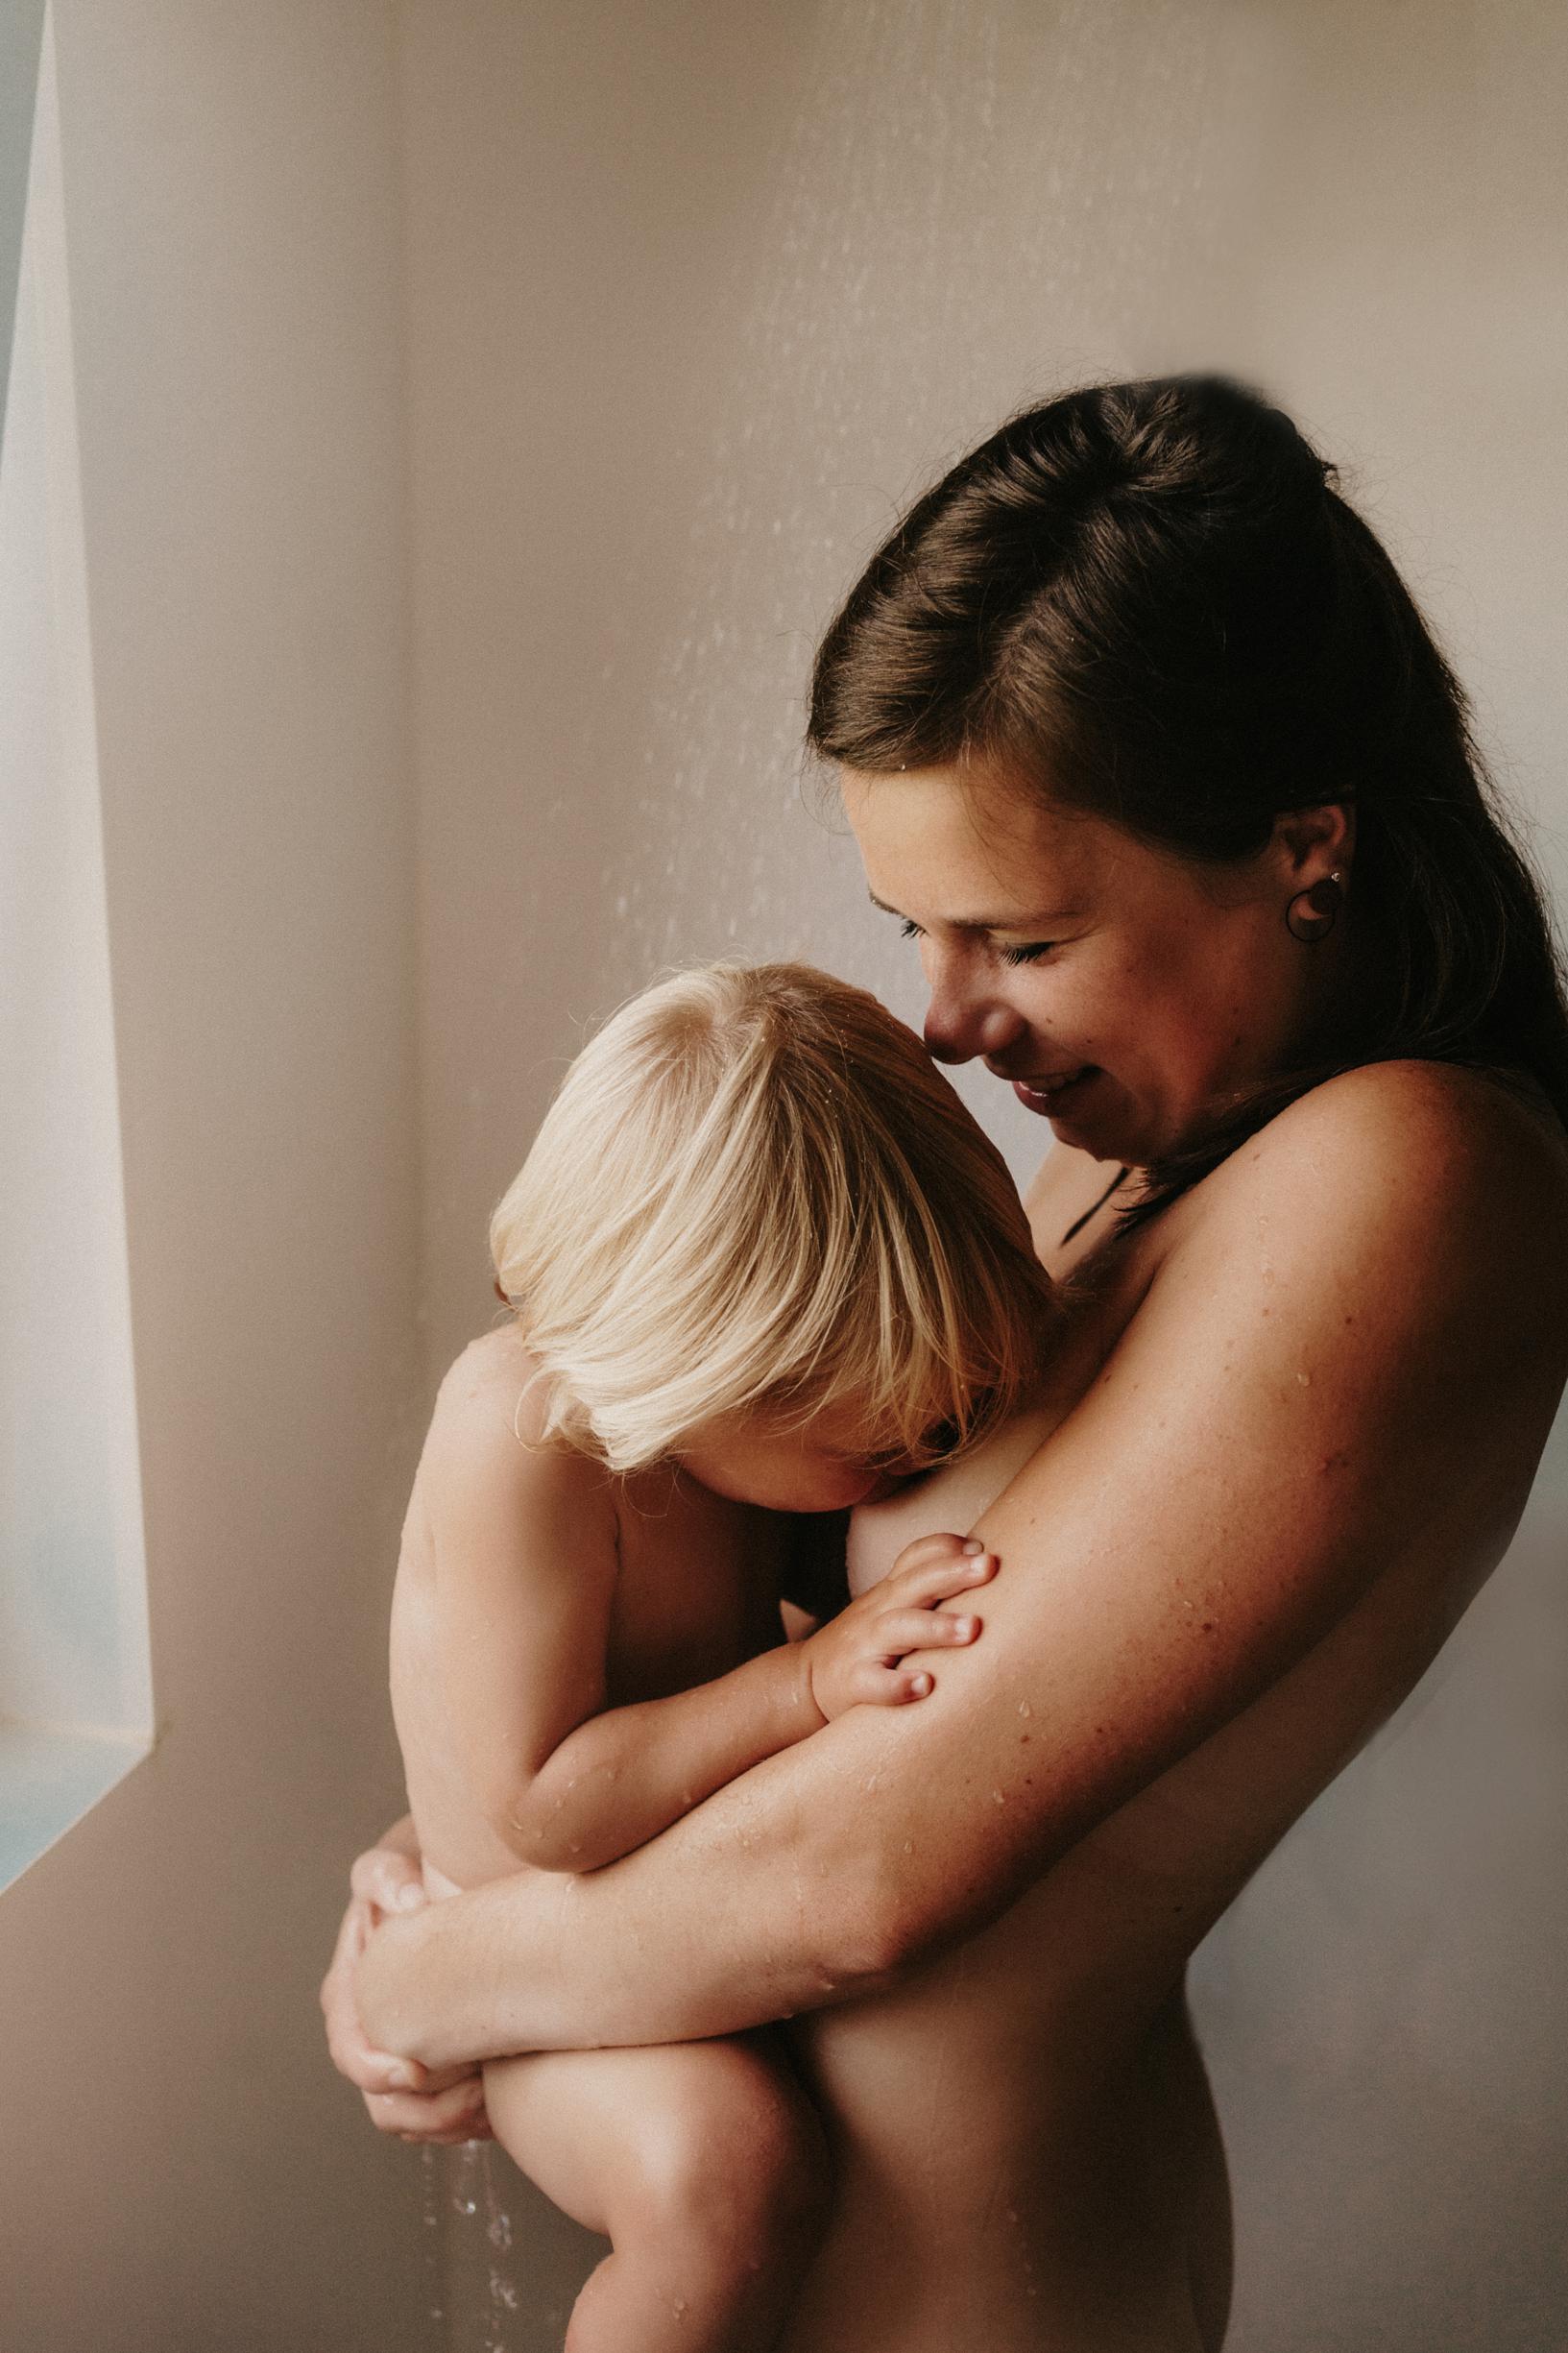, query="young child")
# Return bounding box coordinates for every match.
[389,961,1055,2353]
